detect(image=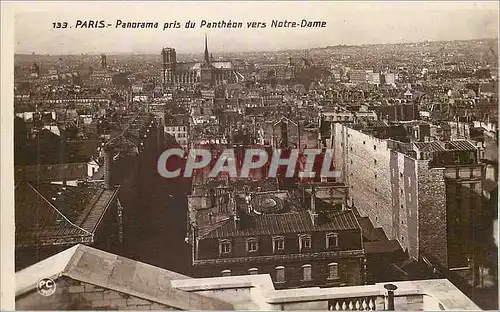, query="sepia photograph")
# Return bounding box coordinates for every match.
[1,1,499,310]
